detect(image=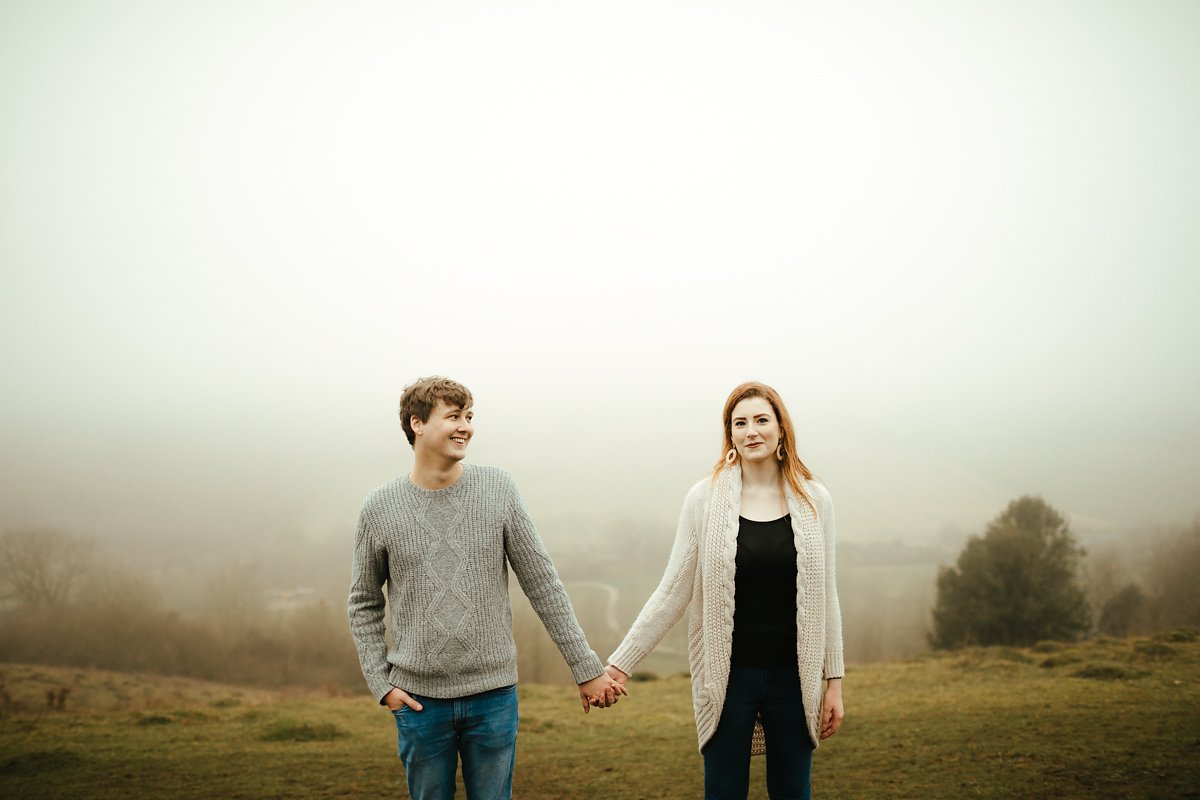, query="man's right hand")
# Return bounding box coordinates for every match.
[383,687,424,712]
